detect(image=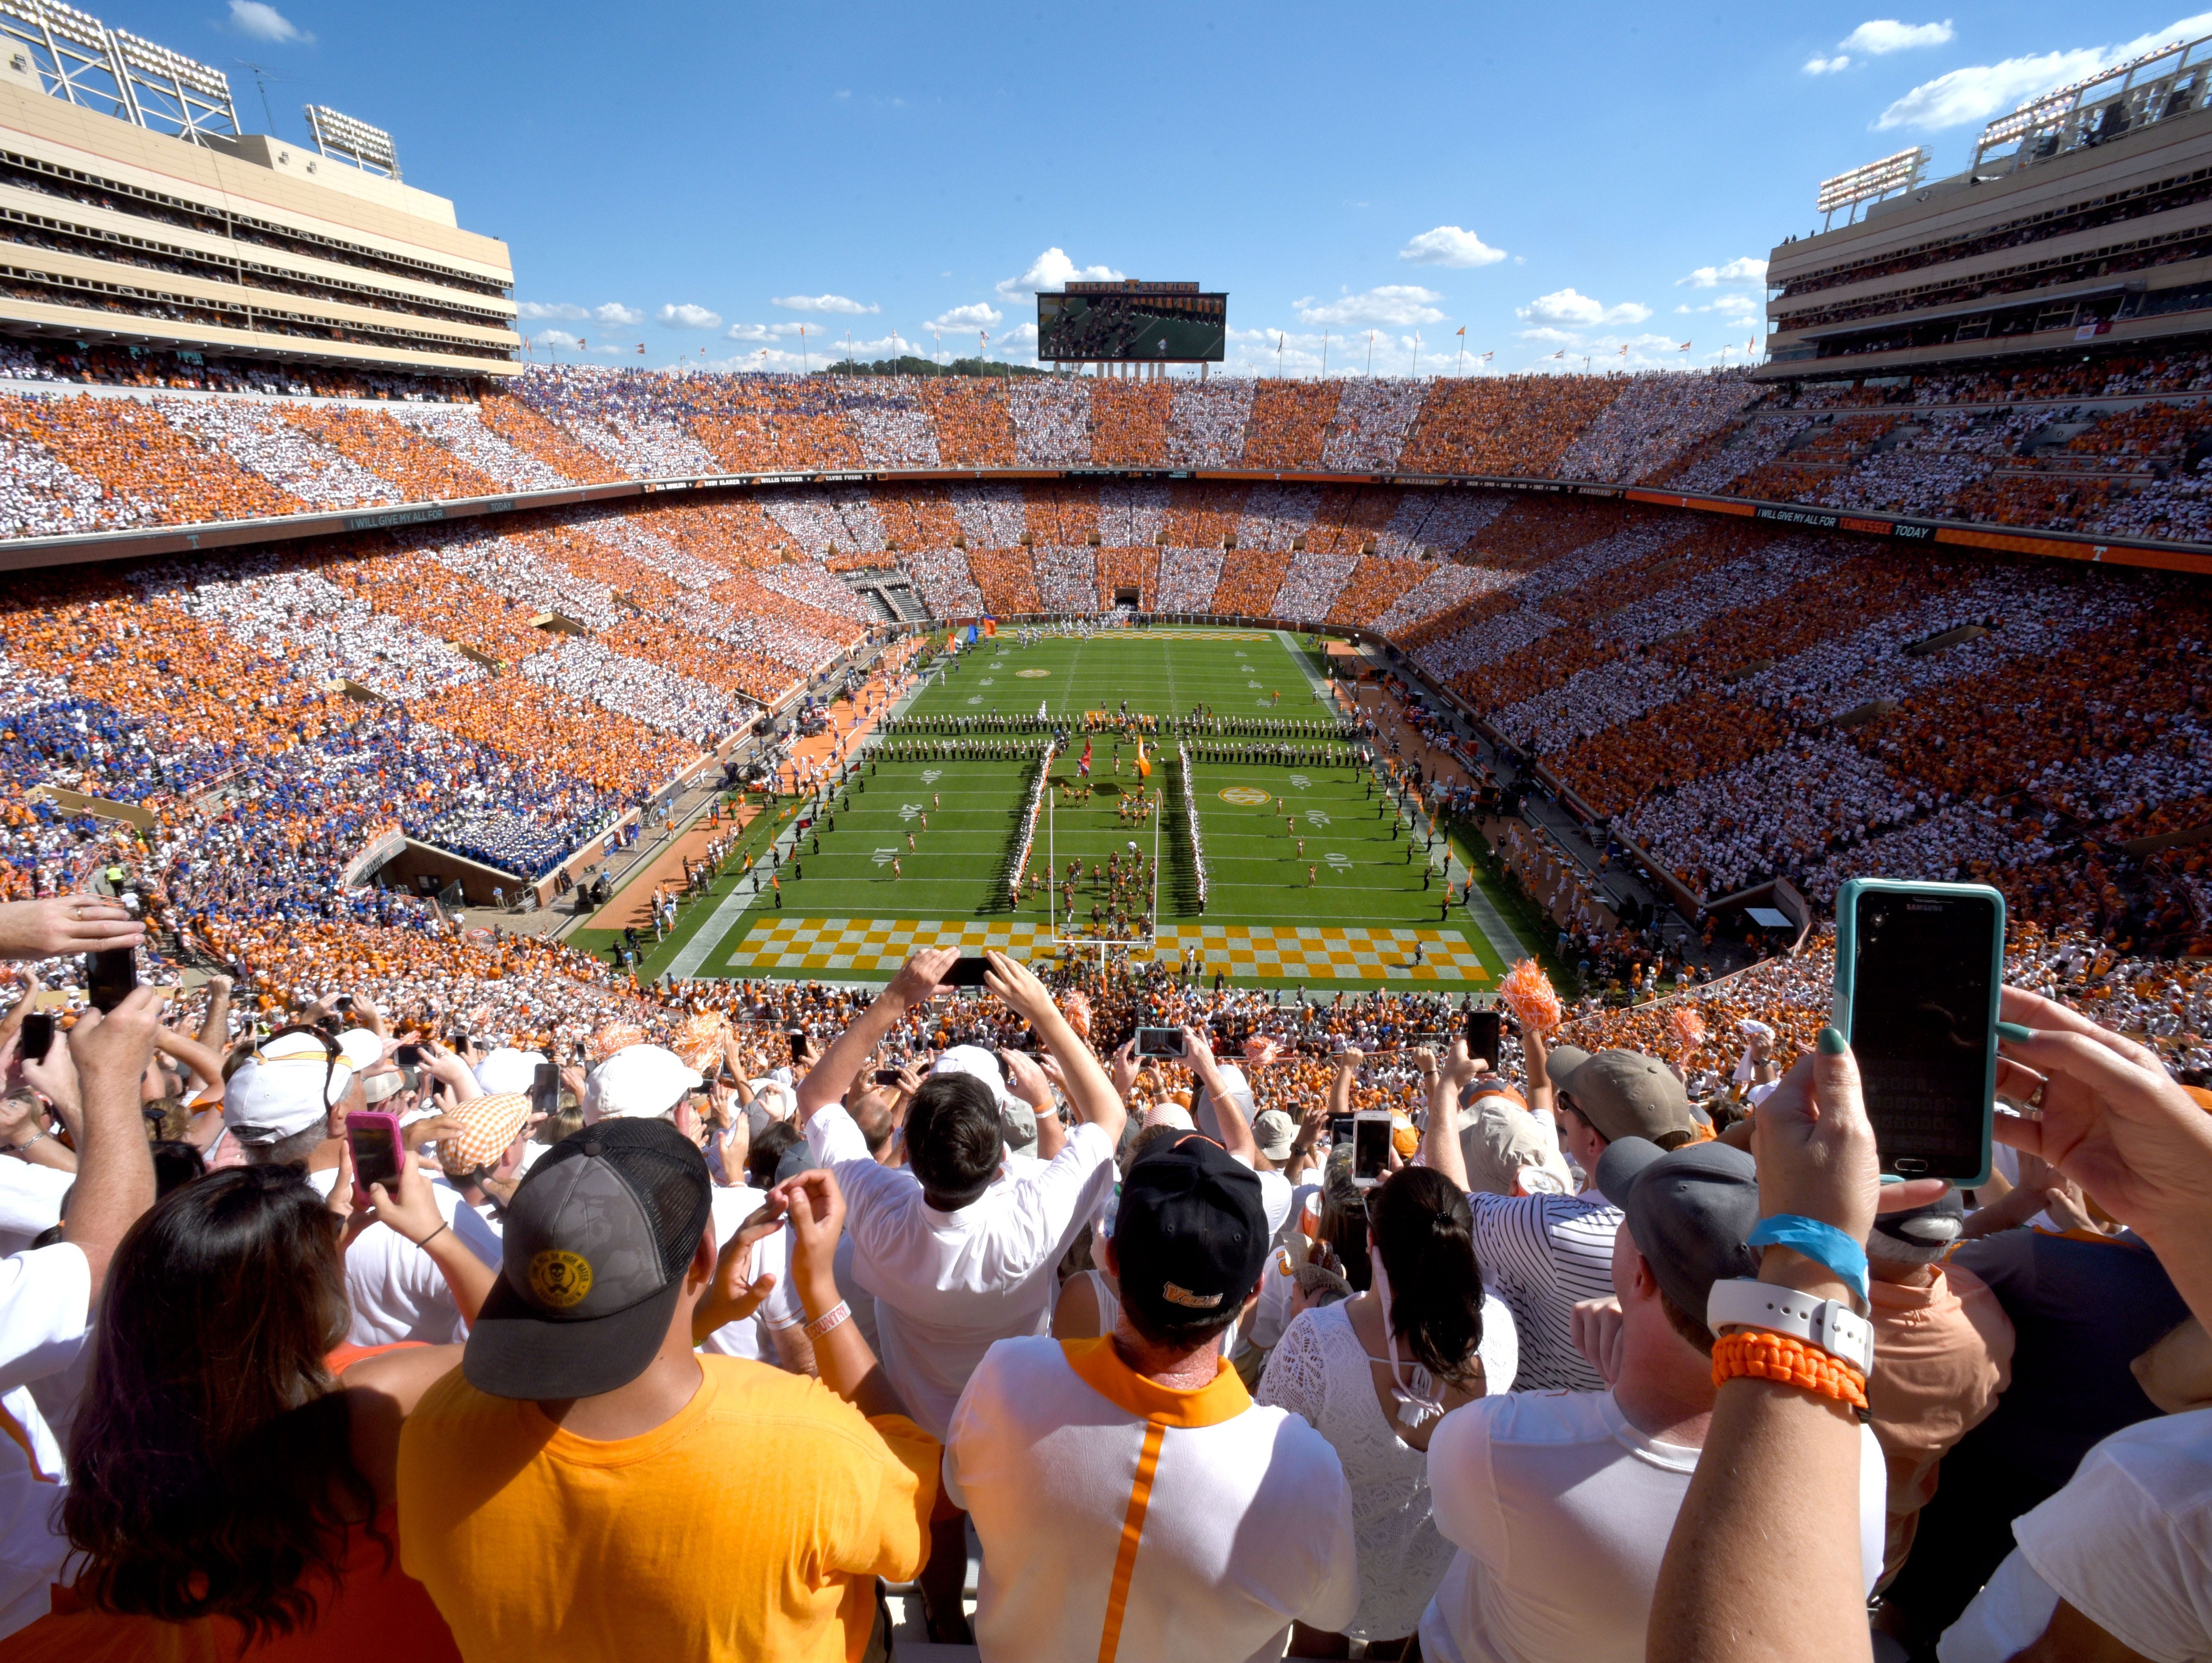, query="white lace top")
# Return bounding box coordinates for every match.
[1256,1295,1519,1641]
